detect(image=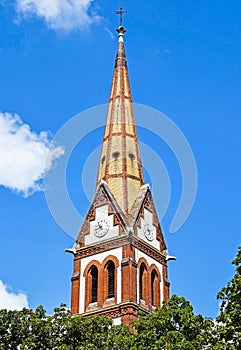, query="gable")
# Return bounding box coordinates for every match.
[129,185,167,252]
[76,181,128,246]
